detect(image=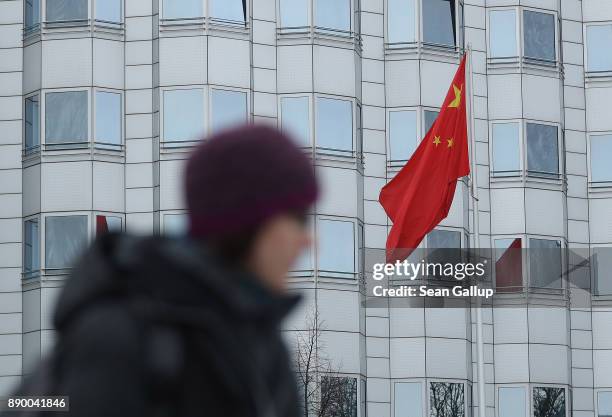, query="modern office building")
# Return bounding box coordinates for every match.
[1,0,612,416]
